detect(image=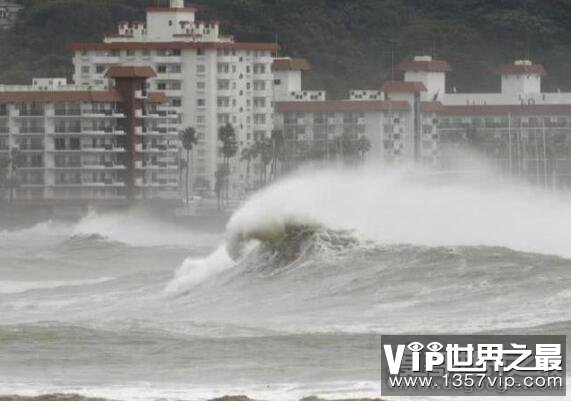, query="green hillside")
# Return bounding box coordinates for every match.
[2,0,571,98]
